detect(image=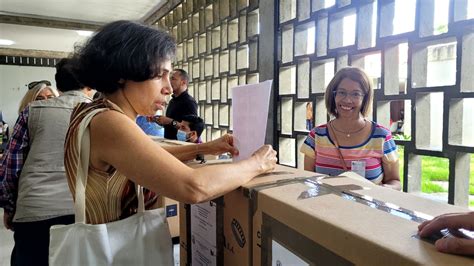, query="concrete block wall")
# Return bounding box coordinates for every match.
[274,0,474,207]
[154,0,474,207]
[154,0,265,143]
